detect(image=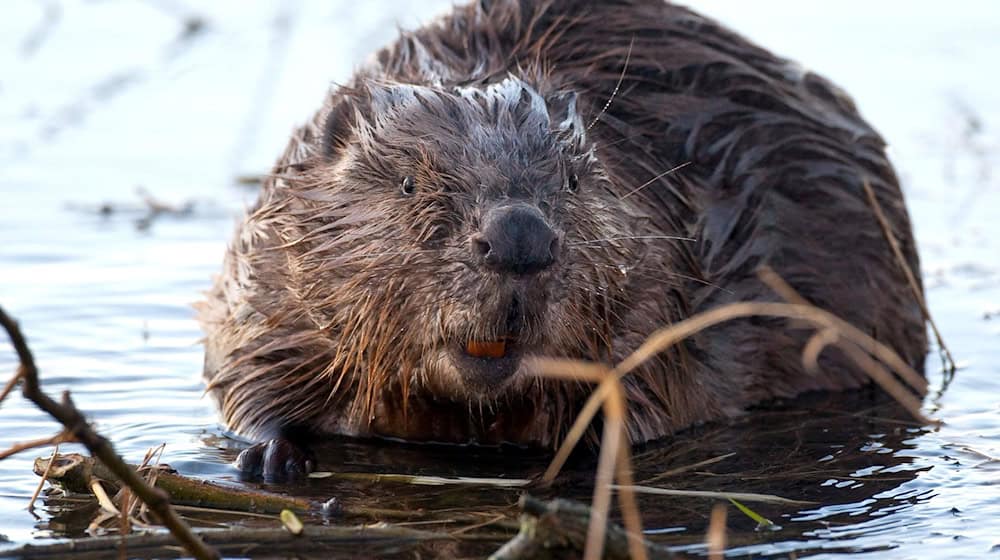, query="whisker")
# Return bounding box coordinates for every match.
[592,264,732,293]
[596,130,649,151]
[569,234,696,246]
[311,247,448,262]
[621,161,692,200]
[587,36,635,132]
